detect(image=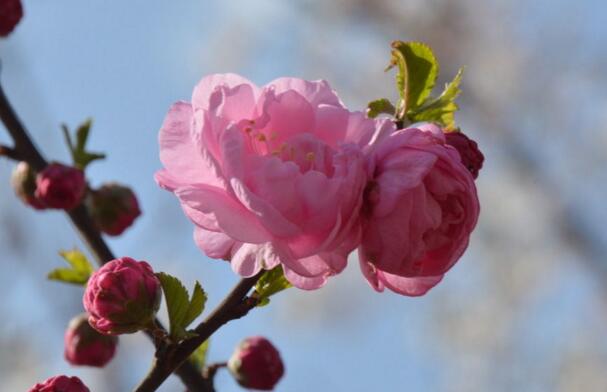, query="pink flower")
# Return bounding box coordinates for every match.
[83,257,161,335]
[64,313,118,367]
[358,123,480,296]
[86,183,141,236]
[35,163,86,210]
[156,73,390,289]
[28,375,89,392]
[11,161,46,210]
[0,0,23,37]
[228,336,284,391]
[444,131,484,179]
